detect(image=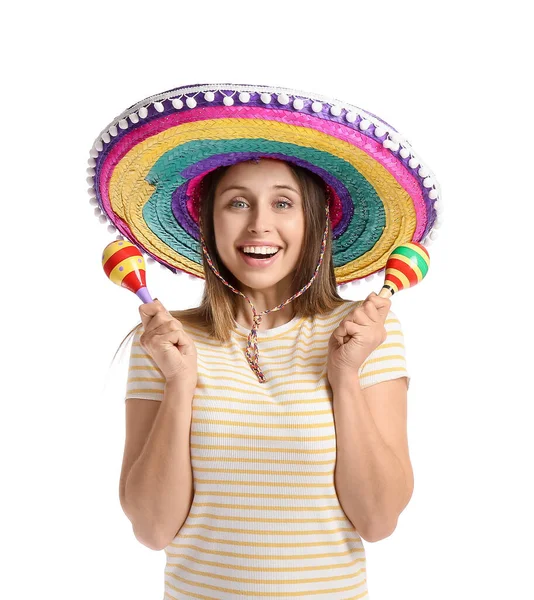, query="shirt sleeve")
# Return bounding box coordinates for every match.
[358,309,411,390]
[124,326,166,402]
